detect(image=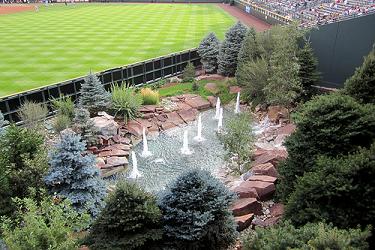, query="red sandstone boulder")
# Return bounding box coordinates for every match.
[252,163,278,177]
[207,96,217,107]
[231,198,262,216]
[126,120,143,137]
[100,144,130,152]
[106,156,128,167]
[185,96,211,110]
[176,102,193,111]
[229,86,242,94]
[267,105,289,123]
[161,122,176,131]
[167,111,185,126]
[96,157,105,169]
[252,149,287,167]
[245,181,275,201]
[278,123,296,136]
[233,182,259,199]
[98,149,129,157]
[178,109,198,123]
[235,213,254,231]
[248,175,277,183]
[204,82,219,94]
[270,203,284,218]
[251,216,282,228]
